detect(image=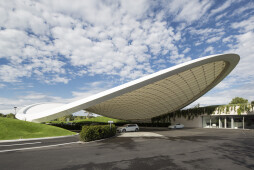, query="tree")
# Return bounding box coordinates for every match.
[194,103,200,108]
[6,113,15,119]
[58,115,74,122]
[229,97,248,104]
[251,101,254,106]
[74,116,86,121]
[0,113,5,117]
